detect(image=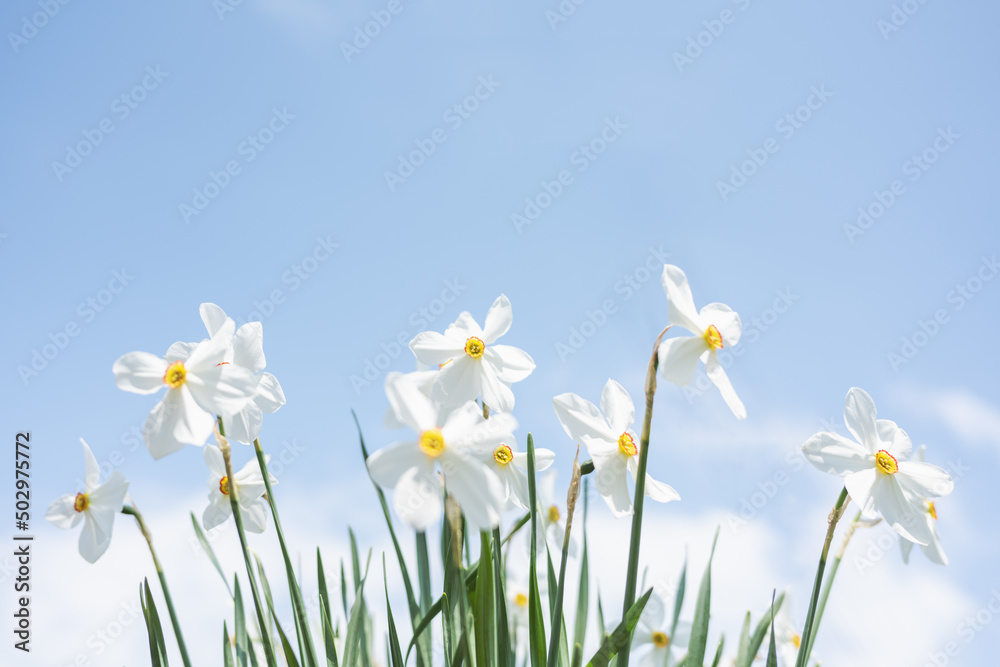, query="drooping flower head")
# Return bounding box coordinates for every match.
[167,304,286,445]
[409,295,535,413]
[113,316,258,458]
[658,264,746,419]
[46,439,129,563]
[366,372,518,531]
[801,387,954,545]
[202,444,276,534]
[553,379,679,518]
